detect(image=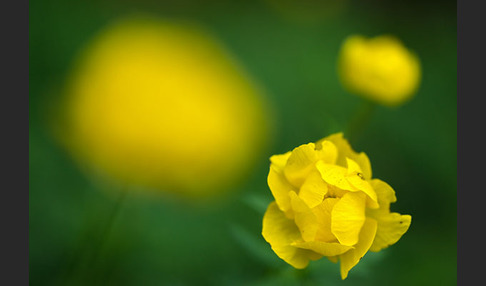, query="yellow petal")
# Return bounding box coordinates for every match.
[331,192,366,246]
[339,218,378,280]
[270,151,292,172]
[307,251,324,261]
[320,132,372,179]
[262,202,322,268]
[345,158,378,208]
[299,171,328,208]
[370,179,397,210]
[327,185,348,198]
[345,157,363,175]
[327,256,339,263]
[315,140,338,165]
[366,179,410,252]
[313,198,339,242]
[368,212,411,252]
[316,161,355,192]
[354,153,372,180]
[291,241,353,256]
[267,166,296,214]
[348,178,379,209]
[290,191,318,242]
[284,143,319,187]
